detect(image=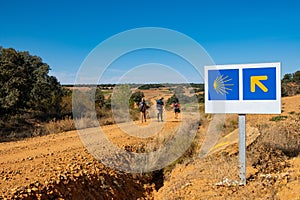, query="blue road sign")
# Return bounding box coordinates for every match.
[243,67,276,100]
[205,63,281,114]
[208,69,239,100]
